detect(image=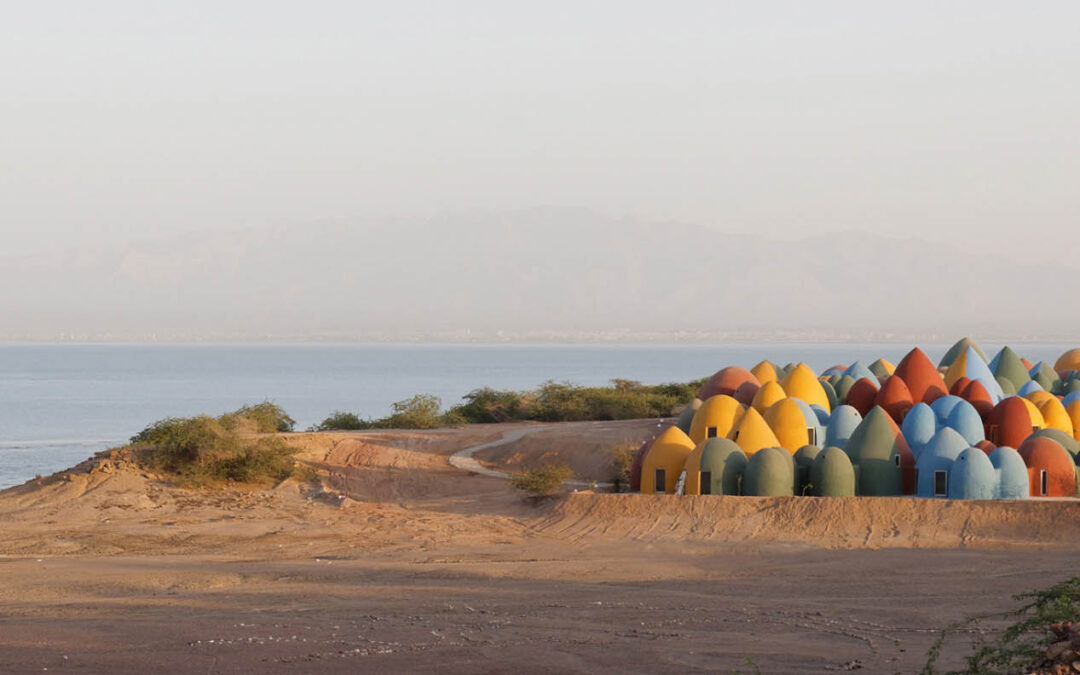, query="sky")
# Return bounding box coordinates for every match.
[3,1,1080,257]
